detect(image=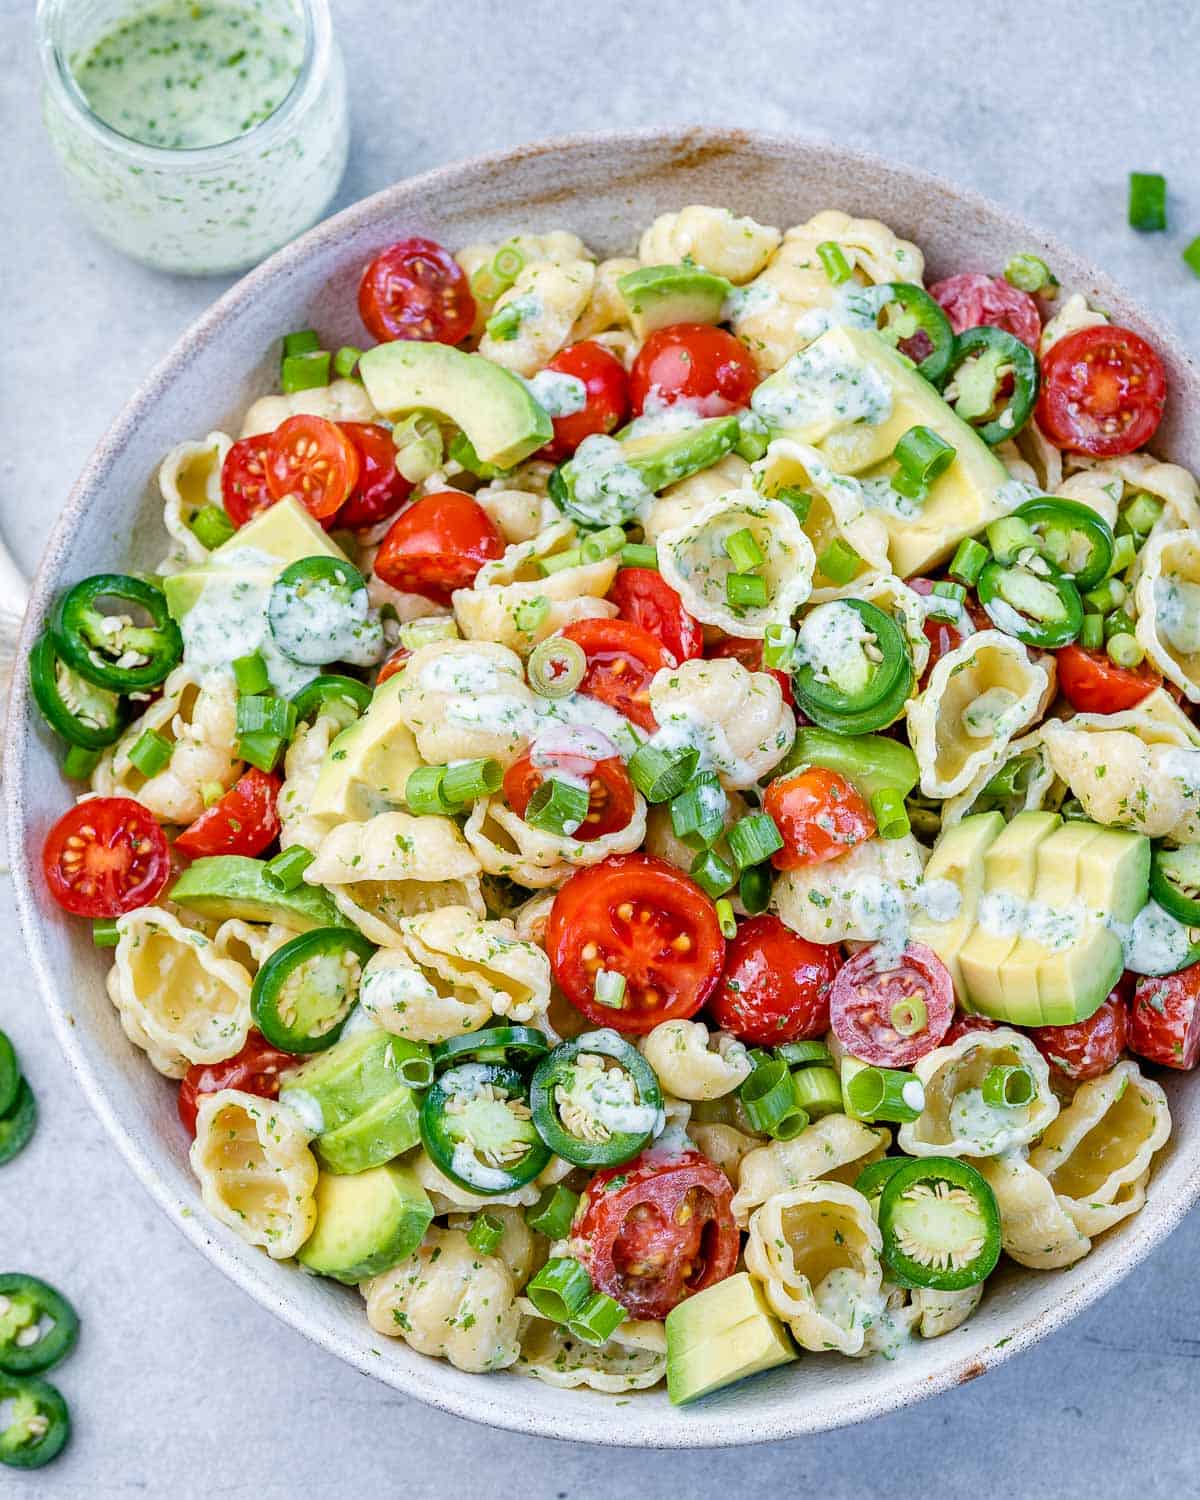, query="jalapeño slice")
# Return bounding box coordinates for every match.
[1150,844,1200,926]
[529,1030,663,1168]
[877,1156,1001,1291]
[0,1372,69,1470]
[250,927,376,1054]
[1013,497,1115,592]
[977,556,1083,649]
[791,600,914,735]
[432,1026,551,1072]
[0,1275,79,1377]
[50,573,182,691]
[878,282,957,386]
[943,325,1039,445]
[420,1062,550,1195]
[28,633,126,749]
